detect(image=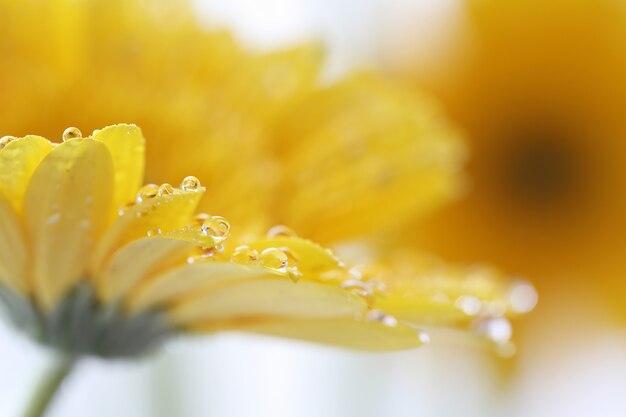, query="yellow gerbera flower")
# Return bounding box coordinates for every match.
[0,124,436,358]
[386,0,626,313]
